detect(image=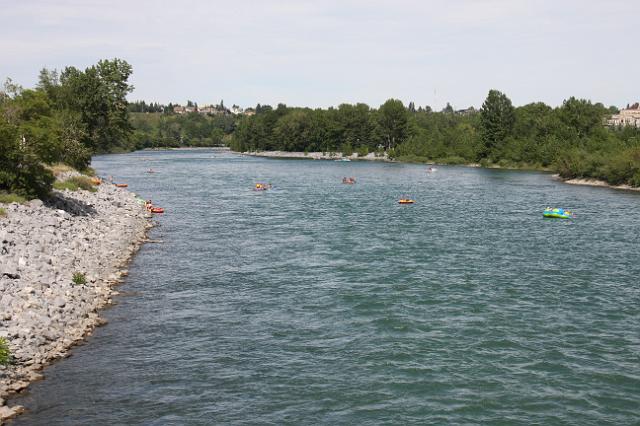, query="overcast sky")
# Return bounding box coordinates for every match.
[2,0,638,109]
